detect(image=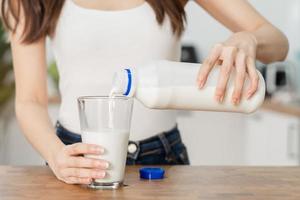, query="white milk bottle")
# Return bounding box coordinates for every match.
[111,60,265,113]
